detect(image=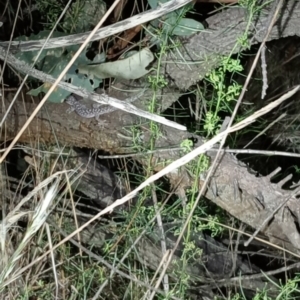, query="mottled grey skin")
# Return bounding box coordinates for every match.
[65,95,116,118]
[65,89,144,126]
